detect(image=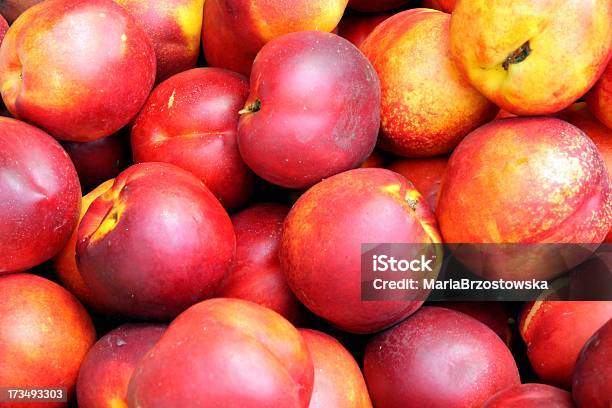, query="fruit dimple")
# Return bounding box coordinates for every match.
[502,41,531,70]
